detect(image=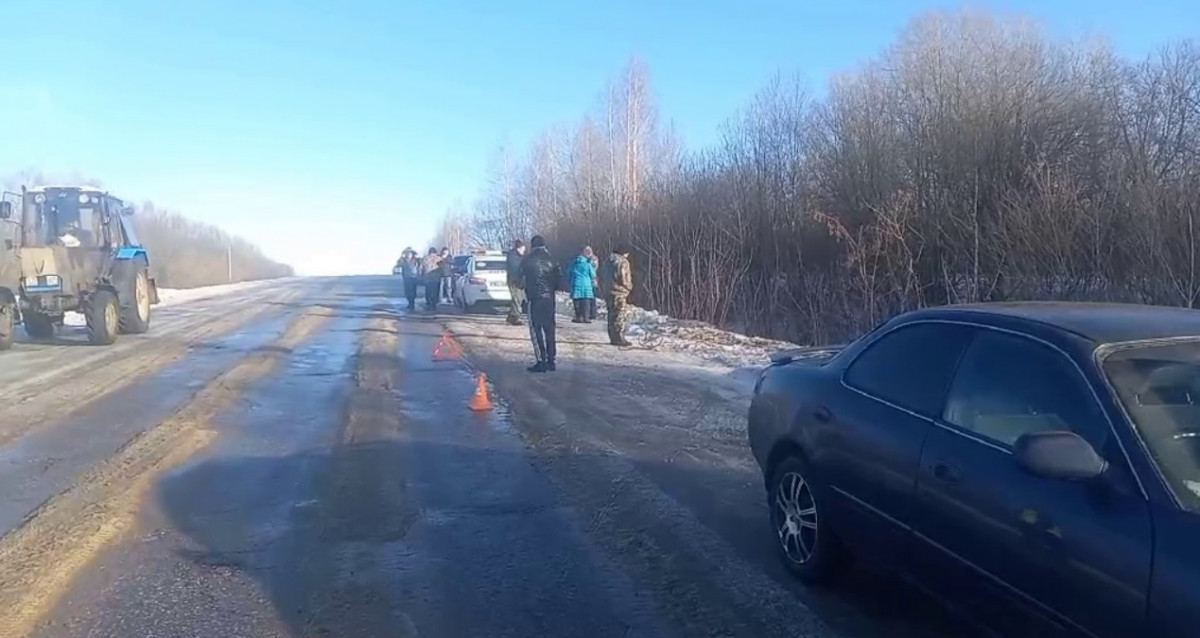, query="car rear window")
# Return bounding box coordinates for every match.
[474,259,506,272]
